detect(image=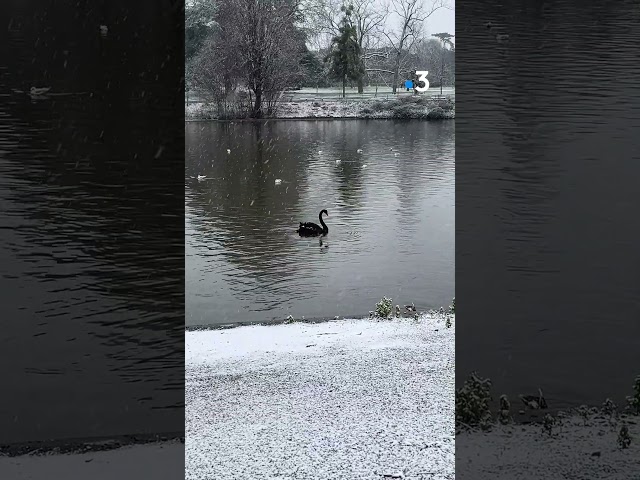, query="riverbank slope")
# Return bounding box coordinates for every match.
[186,96,455,121]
